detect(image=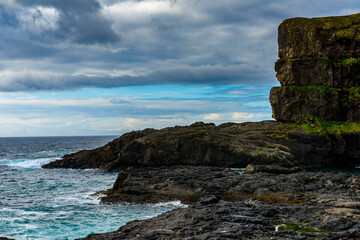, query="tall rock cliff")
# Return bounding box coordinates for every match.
[270,13,360,122]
